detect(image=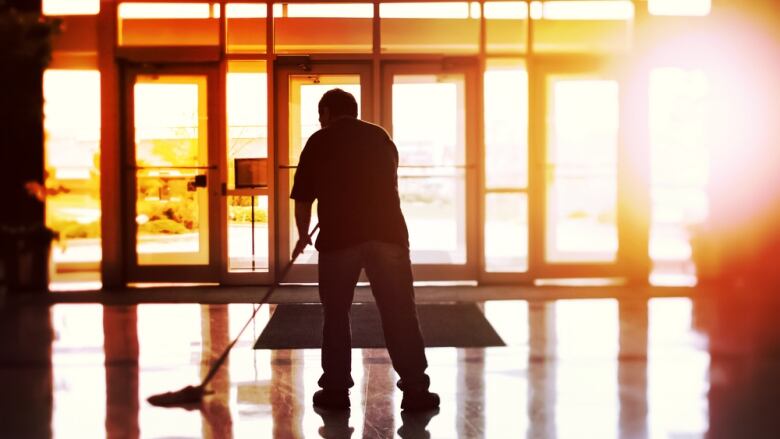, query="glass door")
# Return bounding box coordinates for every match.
[124,65,220,282]
[382,62,479,280]
[276,61,372,282]
[530,59,626,278]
